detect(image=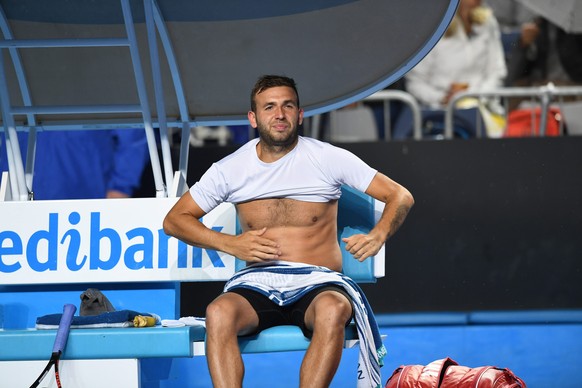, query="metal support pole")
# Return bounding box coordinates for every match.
[120,0,166,197]
[144,0,174,191]
[0,52,29,200]
[152,0,191,185]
